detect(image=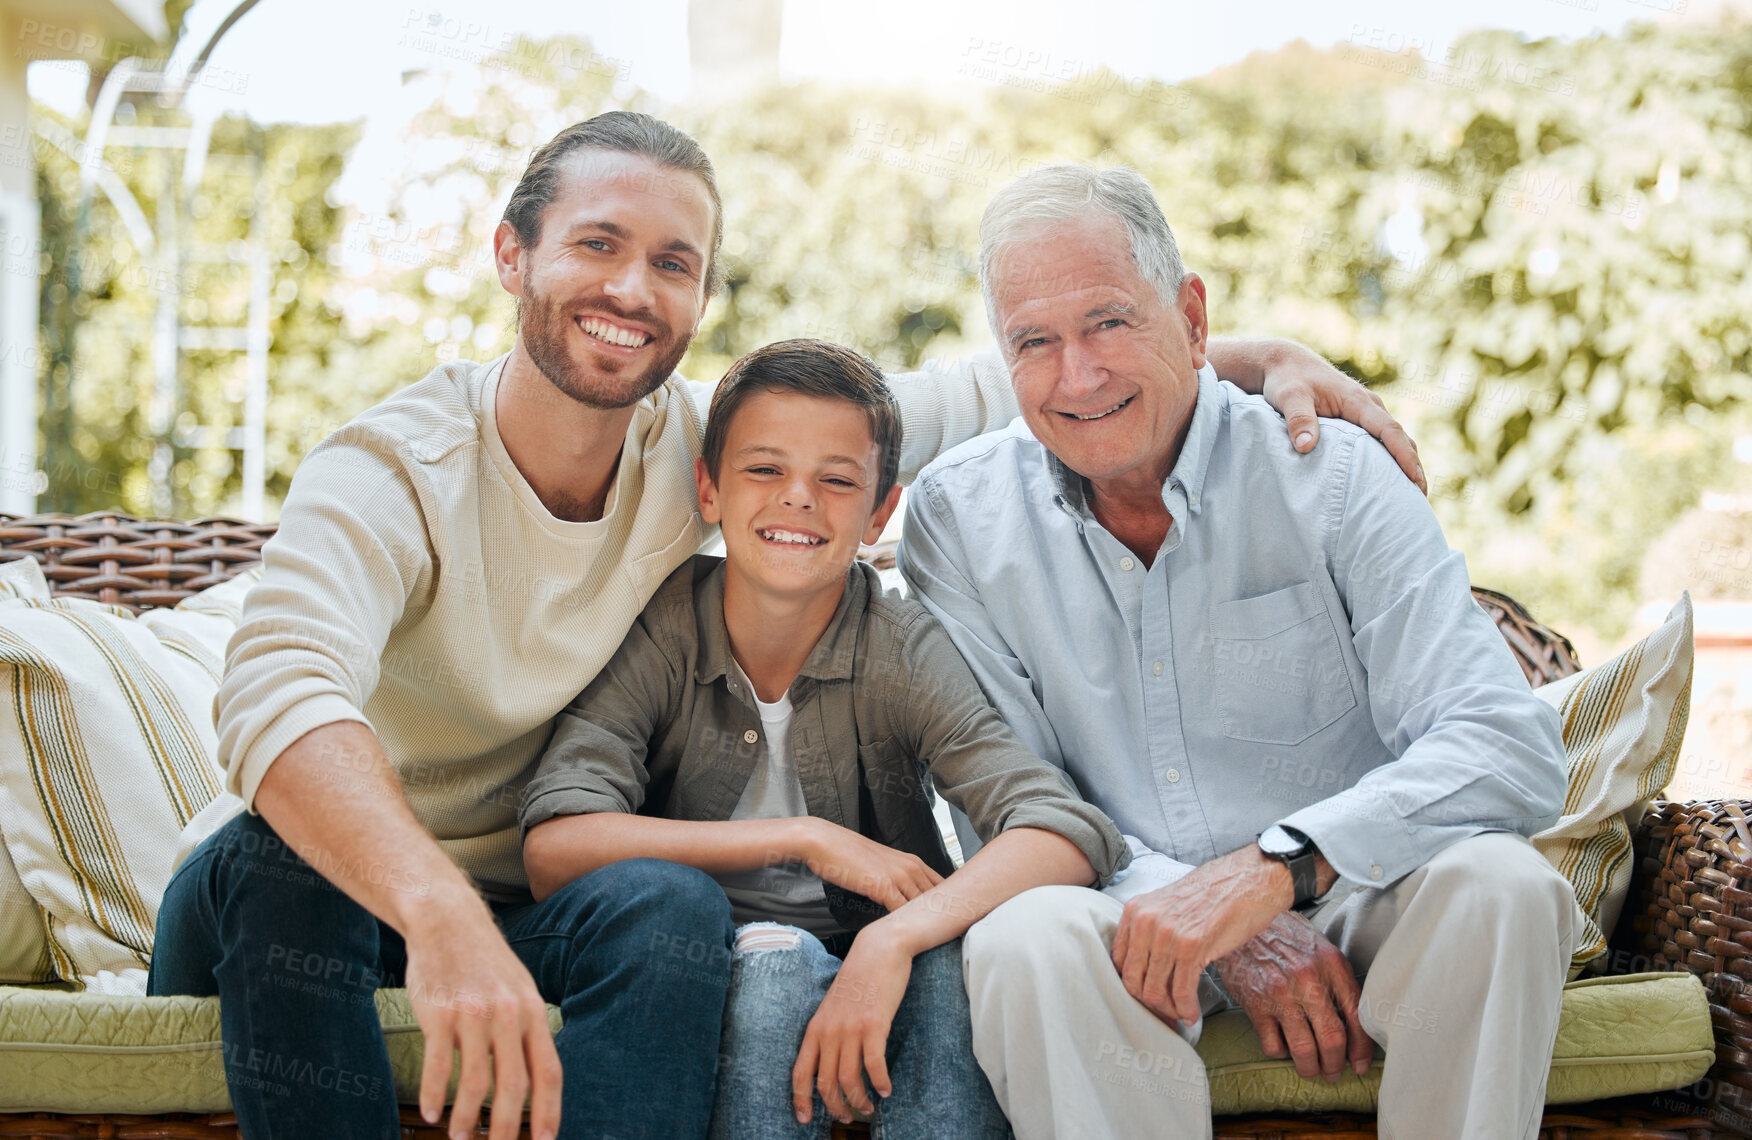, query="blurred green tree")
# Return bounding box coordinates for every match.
[33,16,1752,637]
[35,106,357,513]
